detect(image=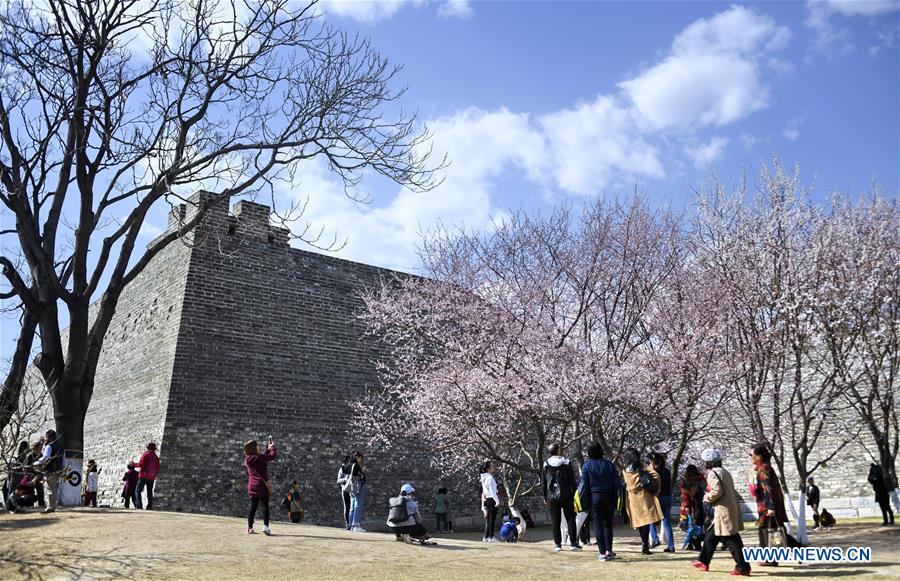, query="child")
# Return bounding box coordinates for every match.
[819,508,836,530]
[499,514,519,543]
[83,460,99,507]
[286,480,303,523]
[122,462,139,508]
[433,487,450,532]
